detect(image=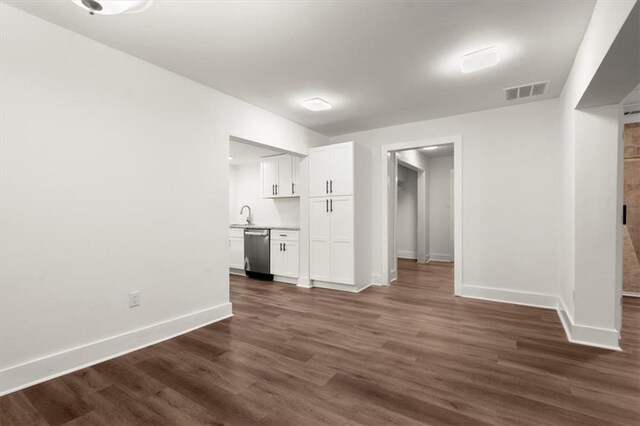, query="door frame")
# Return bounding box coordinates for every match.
[622,112,640,299]
[380,135,463,296]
